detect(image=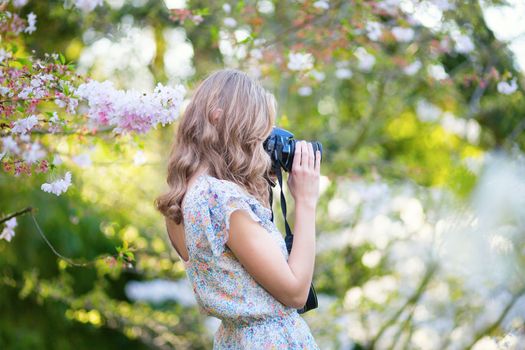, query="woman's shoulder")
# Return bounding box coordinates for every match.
[201,174,252,200]
[208,175,274,220]
[188,174,271,218]
[182,174,247,215]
